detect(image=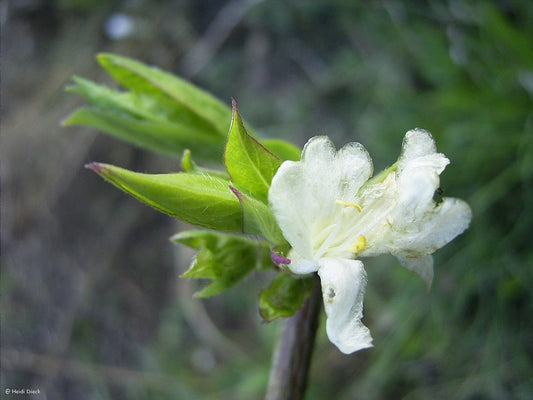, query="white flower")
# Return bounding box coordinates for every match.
[268,129,472,354]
